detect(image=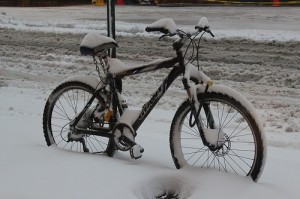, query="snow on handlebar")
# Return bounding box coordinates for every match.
[195,17,215,37]
[146,17,214,38]
[145,18,177,34]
